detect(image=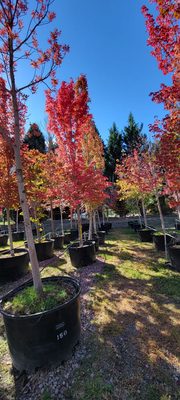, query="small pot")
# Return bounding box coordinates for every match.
[68,241,96,268]
[64,232,71,245]
[138,229,154,243]
[168,245,180,271]
[175,221,180,231]
[0,248,29,281]
[153,234,173,251]
[82,223,89,233]
[97,230,106,245]
[92,234,99,252]
[0,234,8,247]
[0,276,81,371]
[51,235,64,250]
[12,231,25,242]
